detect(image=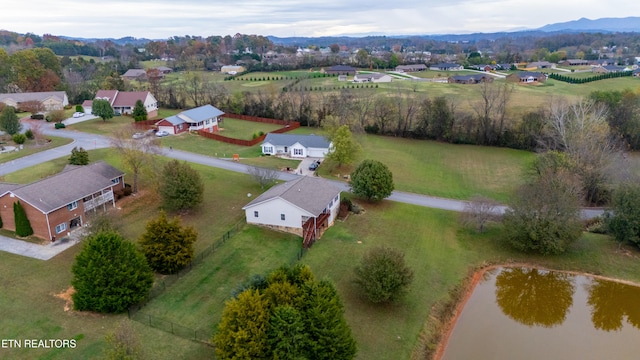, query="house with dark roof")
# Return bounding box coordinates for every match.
[0,161,124,241]
[83,90,158,118]
[592,65,629,74]
[323,65,357,75]
[155,104,224,134]
[447,74,494,84]
[242,176,341,247]
[261,133,332,158]
[506,71,547,84]
[0,91,69,111]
